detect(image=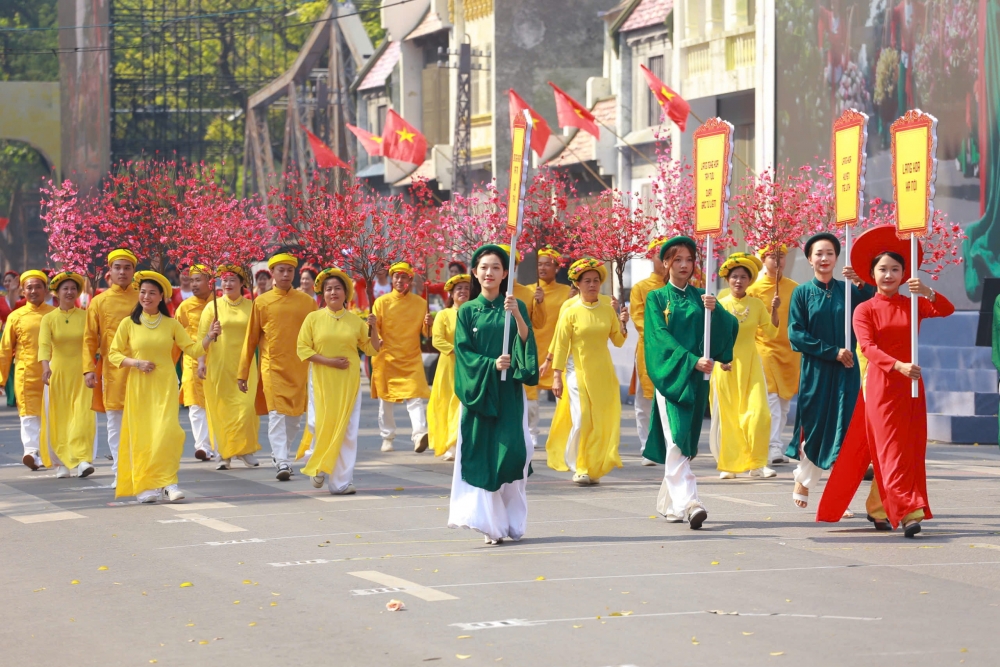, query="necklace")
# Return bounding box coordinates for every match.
[224,295,244,307]
[324,308,347,320]
[61,307,73,324]
[581,300,600,310]
[729,298,750,323]
[141,313,162,329]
